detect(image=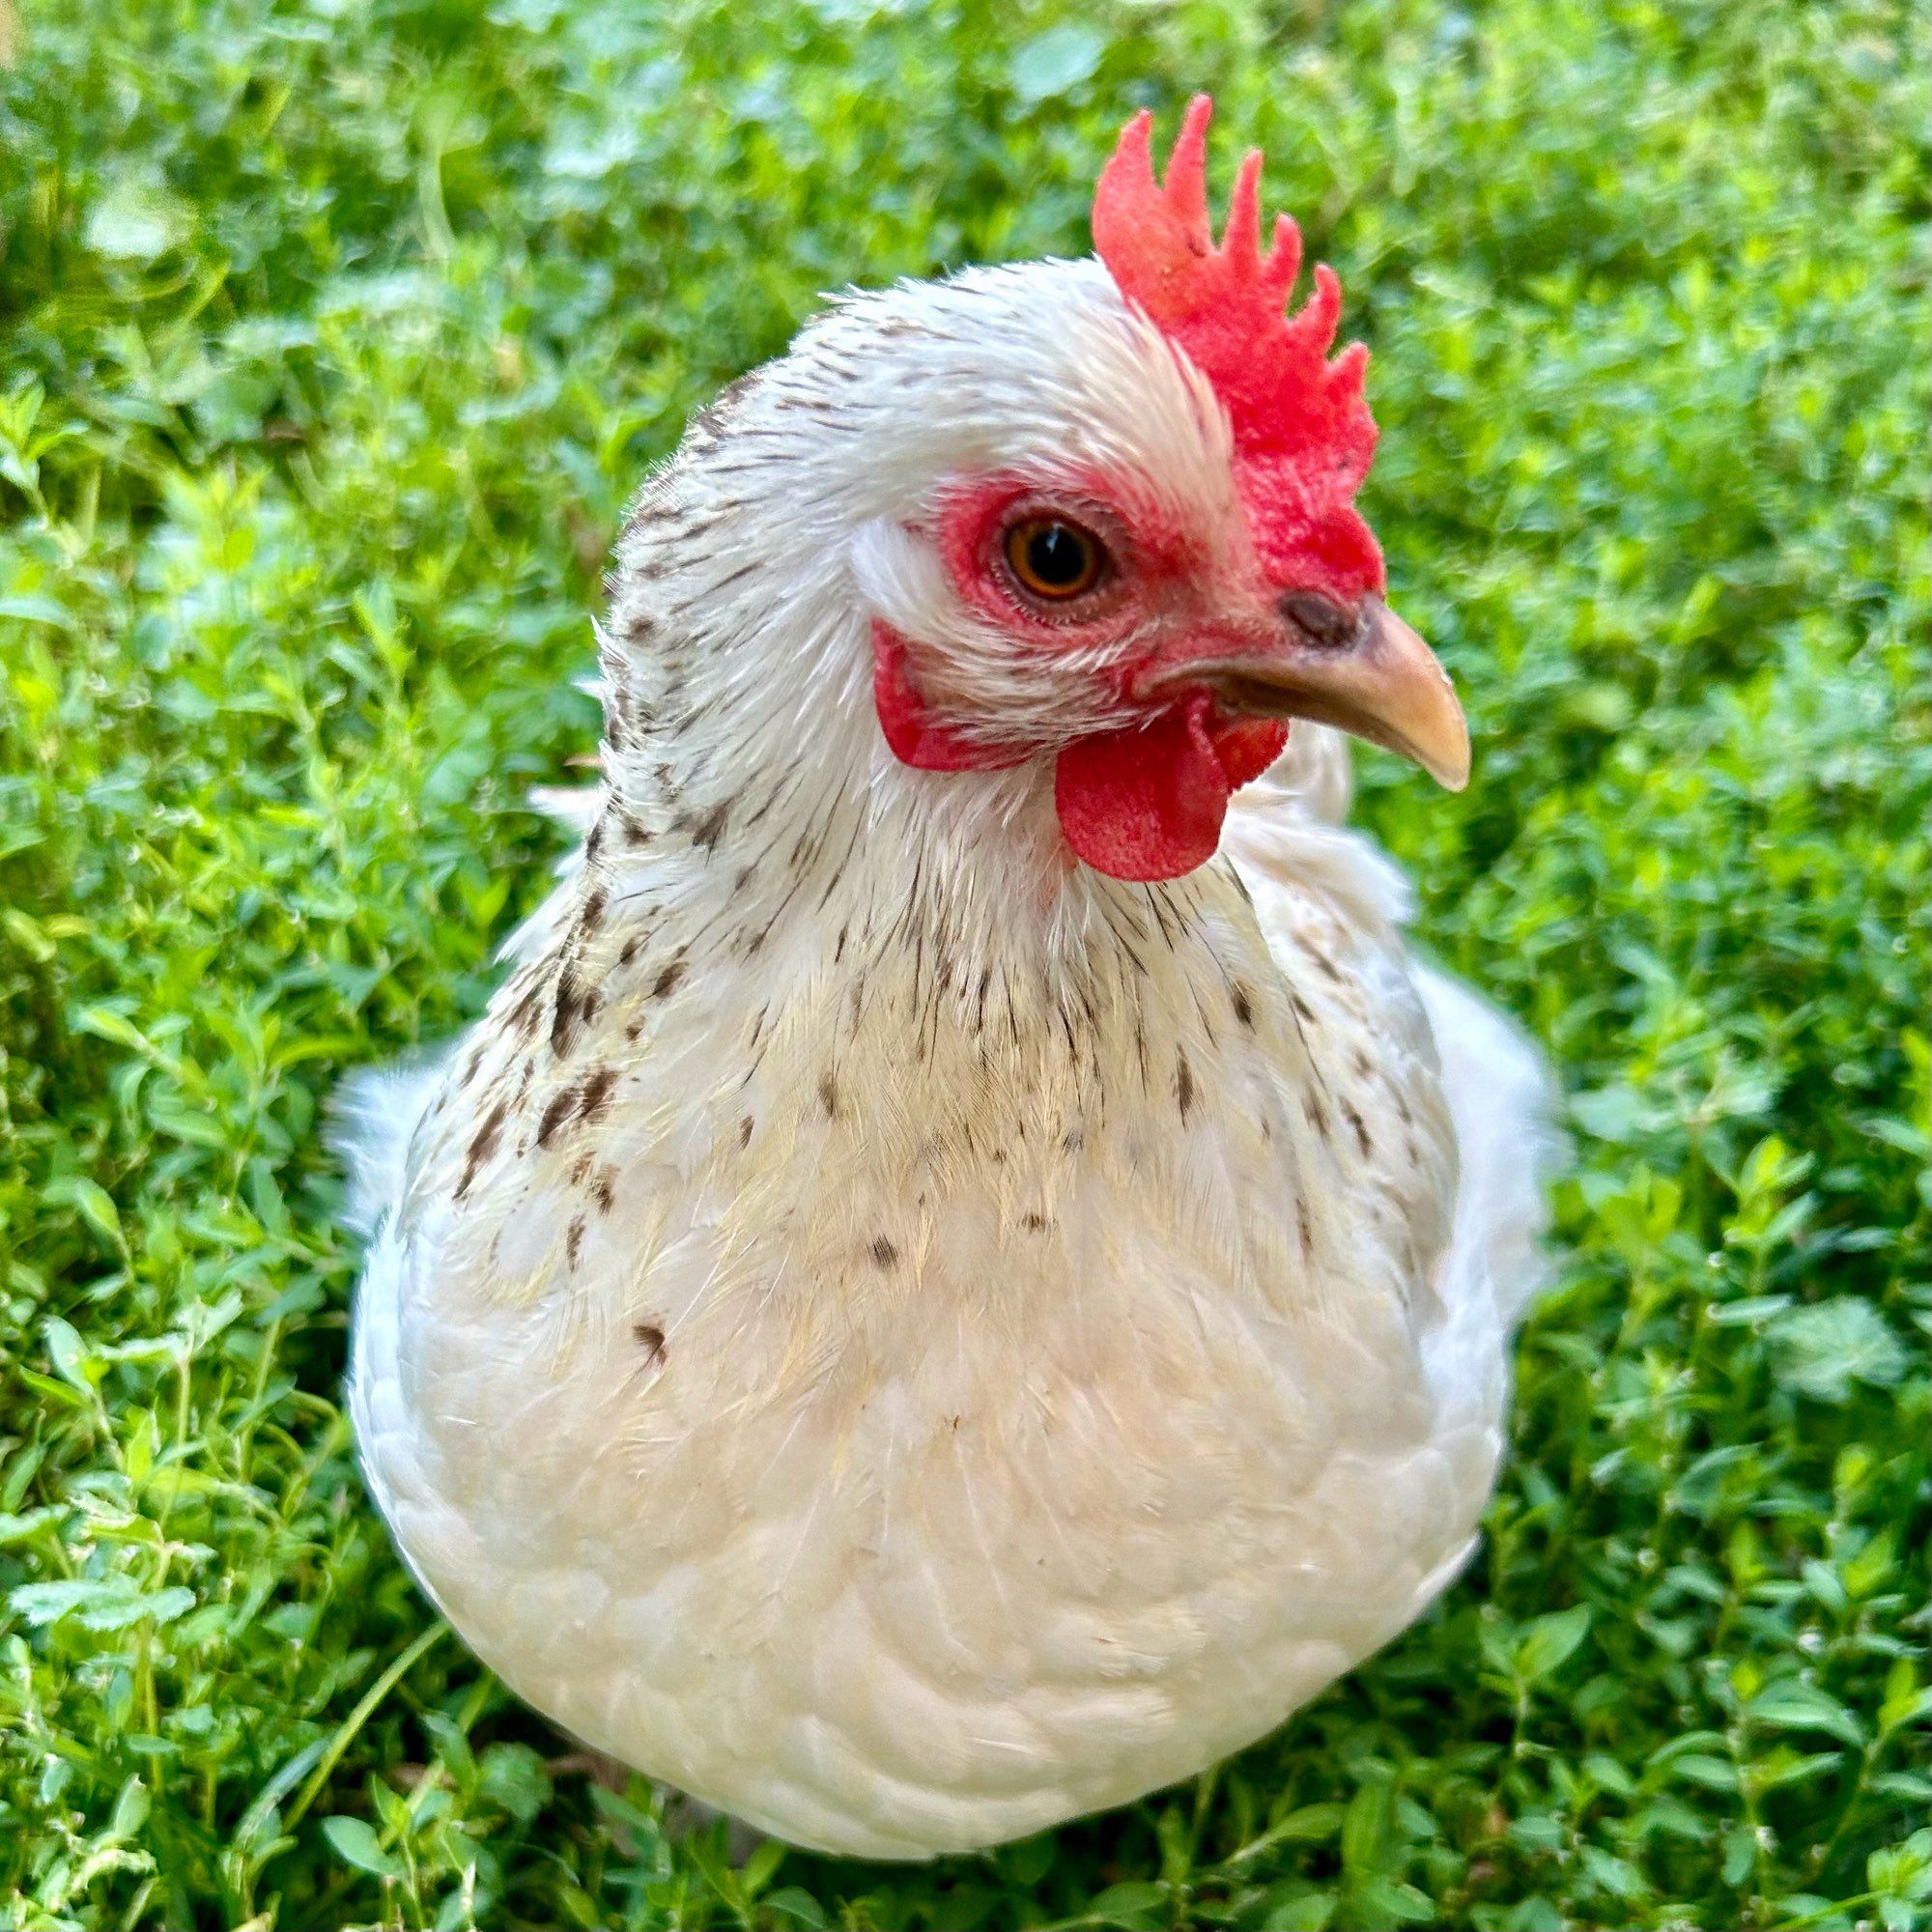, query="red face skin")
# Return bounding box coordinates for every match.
[871,469,1383,882]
